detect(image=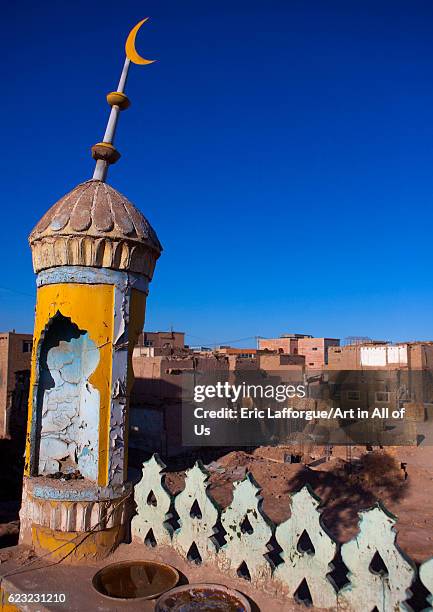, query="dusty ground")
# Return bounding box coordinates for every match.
[164,444,433,564]
[0,542,315,612]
